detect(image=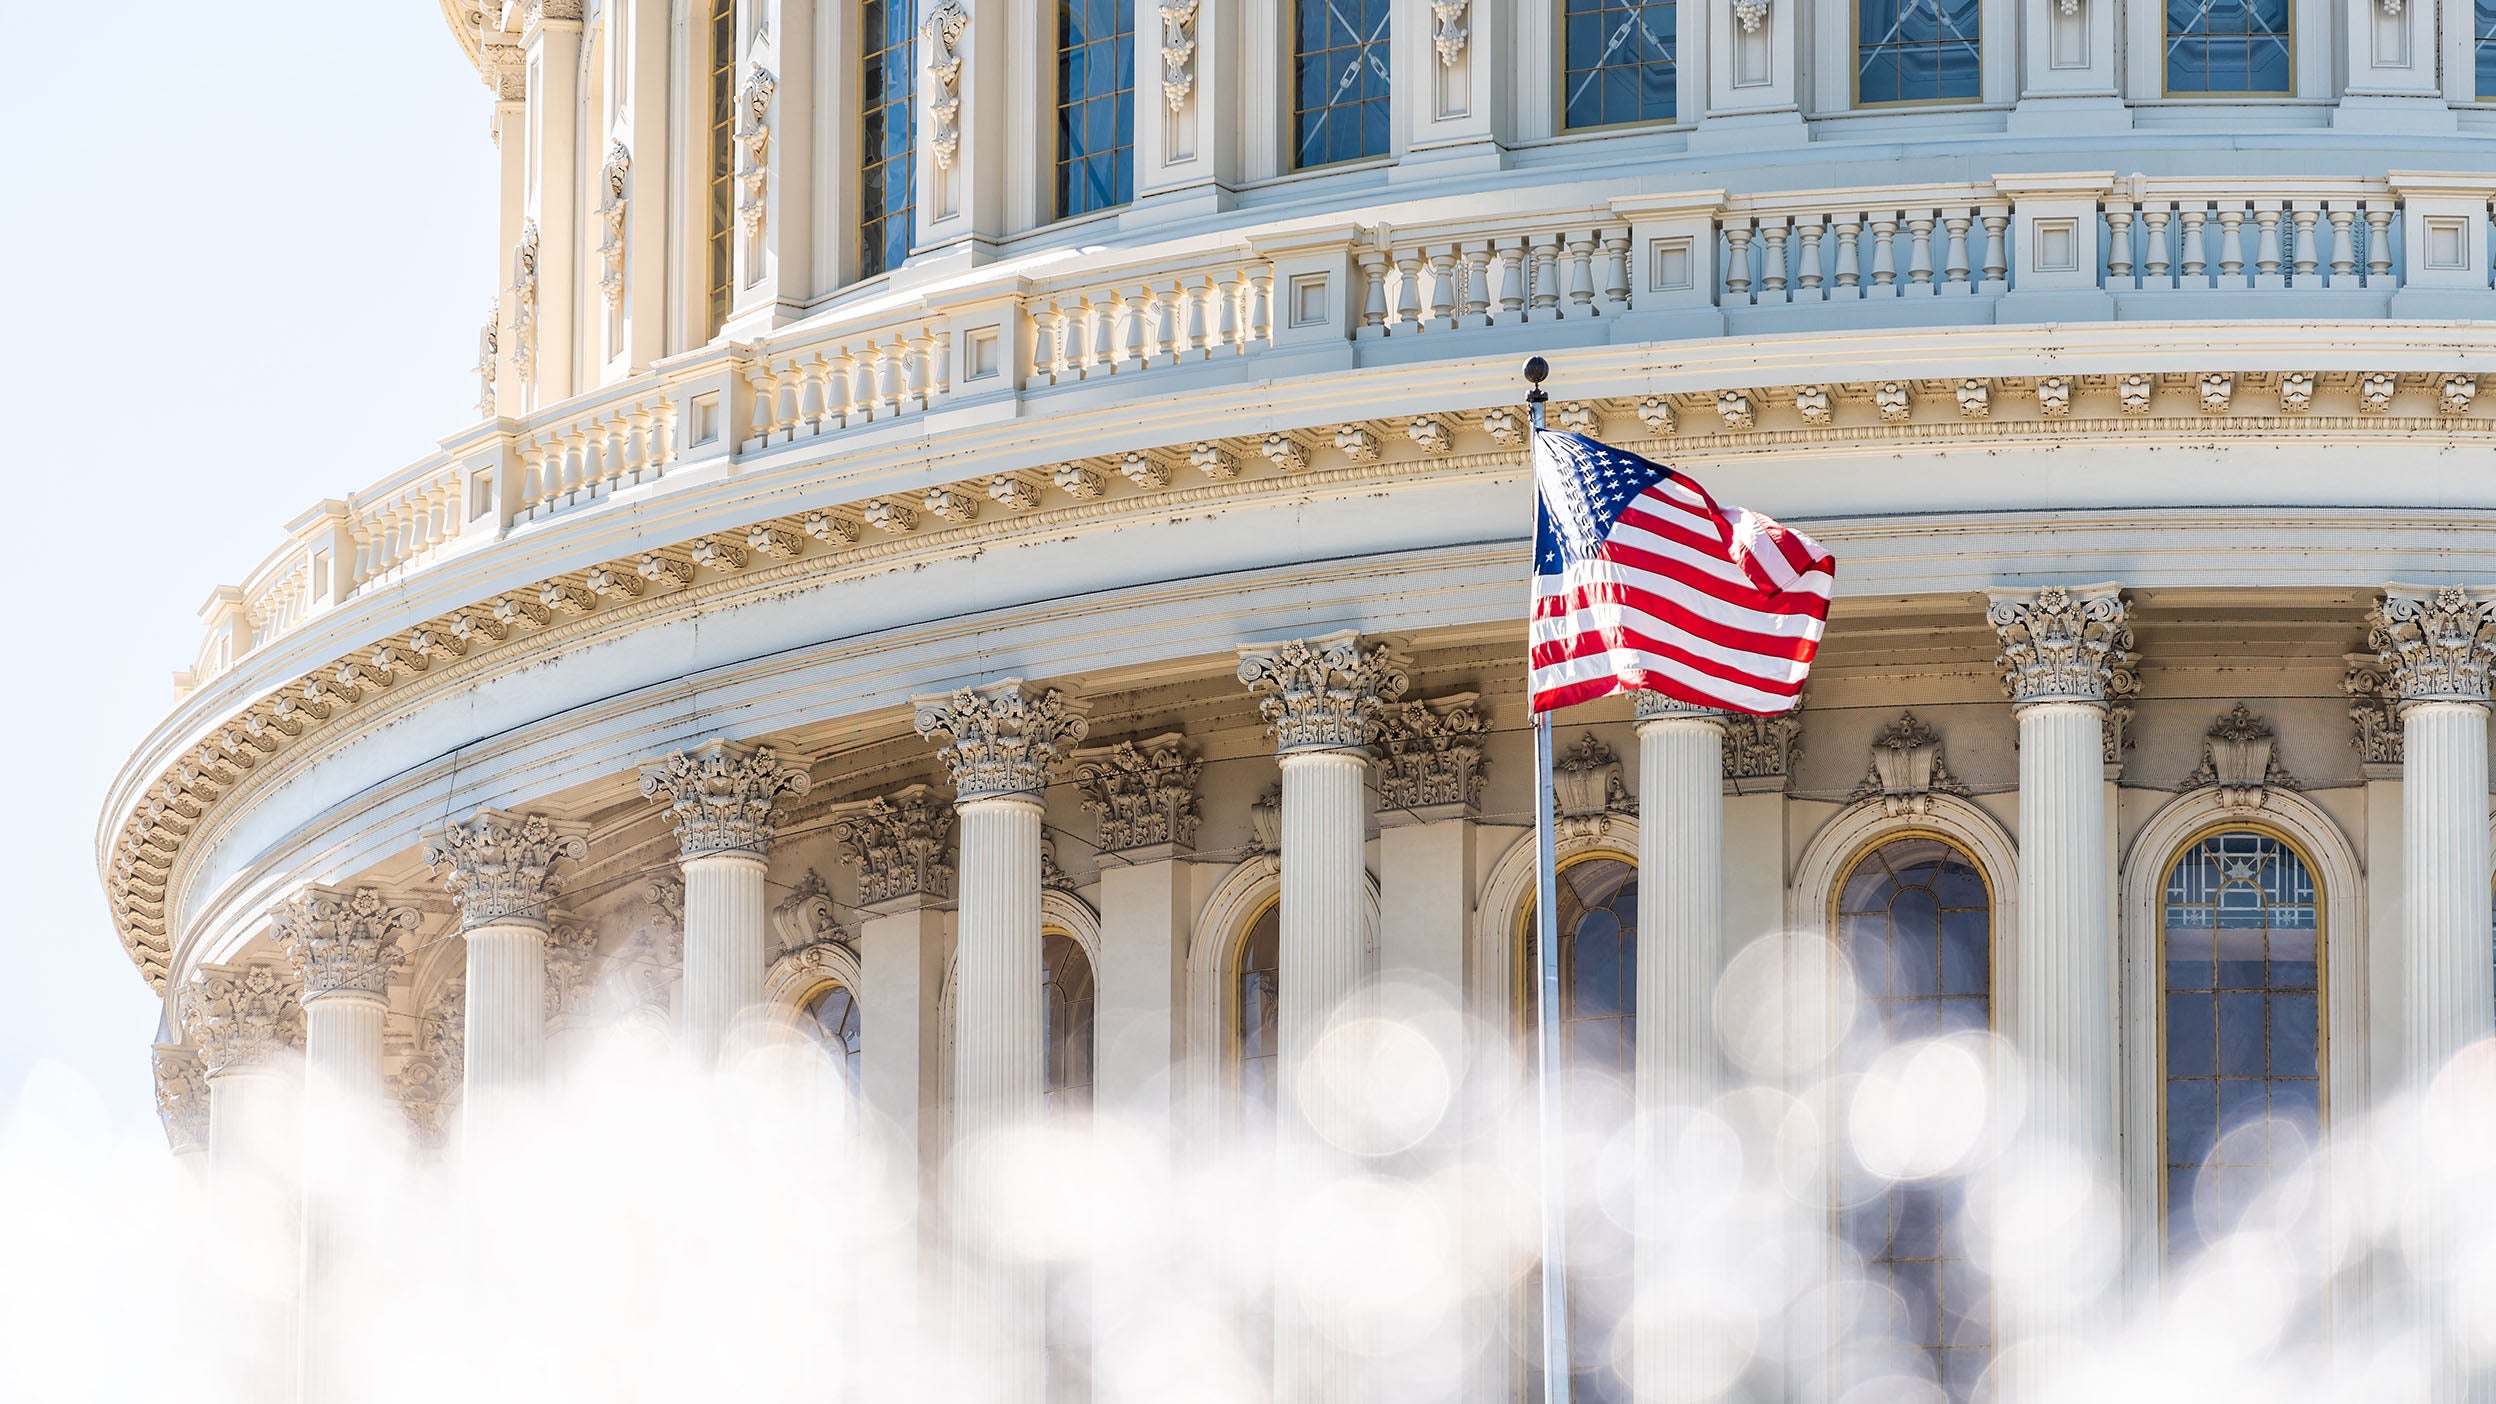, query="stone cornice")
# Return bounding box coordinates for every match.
[96,362,2496,986]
